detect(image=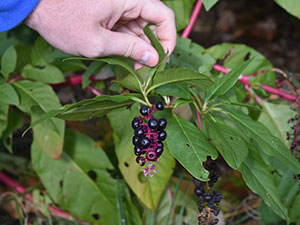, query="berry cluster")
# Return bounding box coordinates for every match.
[131,102,167,177]
[287,112,300,180]
[194,162,223,225]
